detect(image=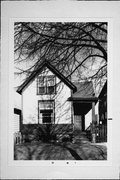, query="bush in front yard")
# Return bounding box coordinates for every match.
[21,124,39,143]
[21,124,73,143]
[61,135,70,142]
[36,124,57,143]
